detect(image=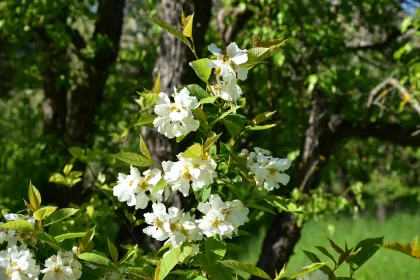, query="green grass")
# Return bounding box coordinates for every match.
[287,212,420,279]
